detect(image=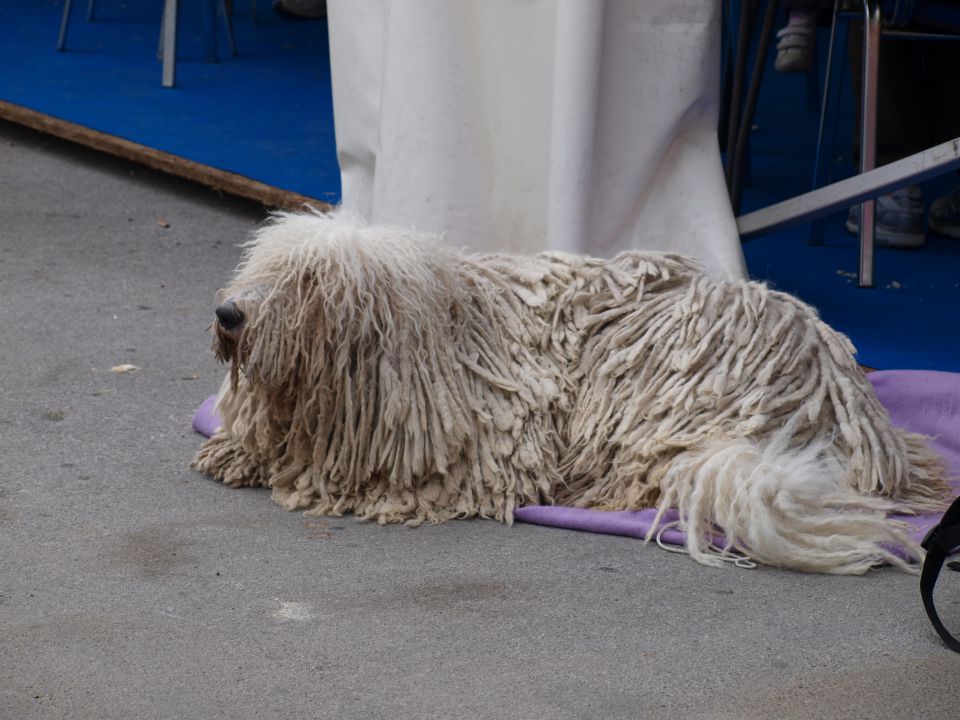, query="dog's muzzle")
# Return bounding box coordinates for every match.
[215,301,245,332]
